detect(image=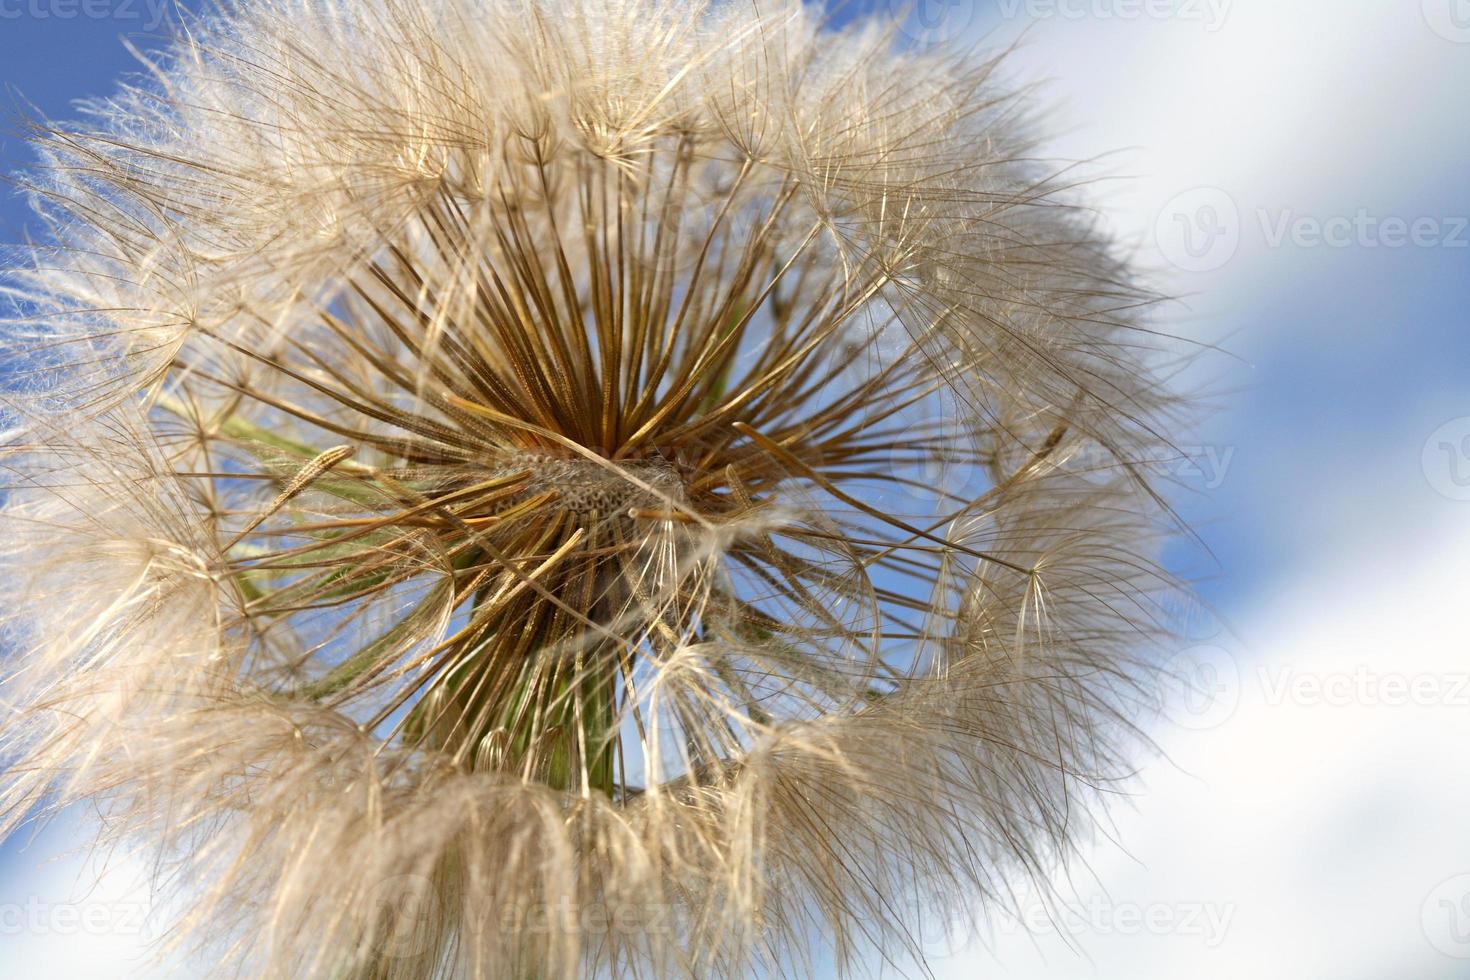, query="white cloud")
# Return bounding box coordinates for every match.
[0,818,187,978]
[925,6,1470,978]
[943,519,1470,978]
